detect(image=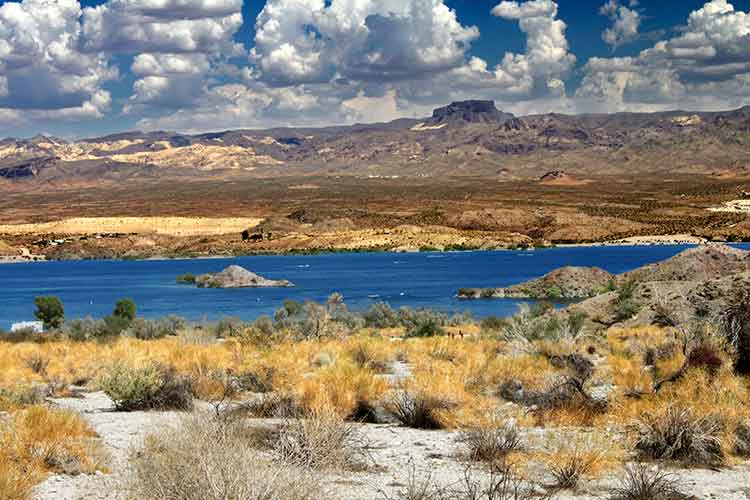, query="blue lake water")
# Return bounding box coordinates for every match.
[0,245,741,329]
